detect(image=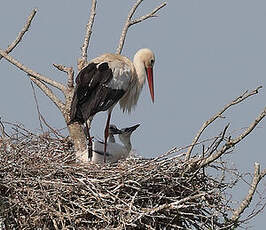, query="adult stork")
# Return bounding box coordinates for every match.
[91,124,140,163]
[70,48,155,161]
